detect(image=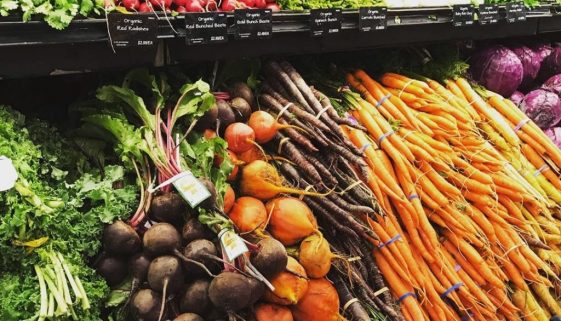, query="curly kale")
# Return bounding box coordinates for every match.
[0,105,137,321]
